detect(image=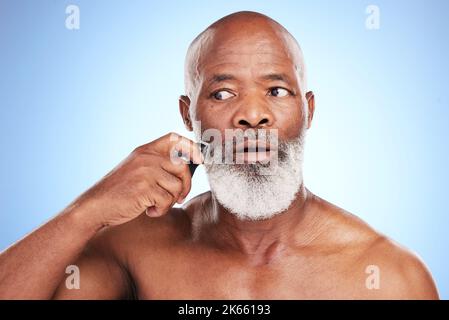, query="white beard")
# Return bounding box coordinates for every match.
[203,134,306,221]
